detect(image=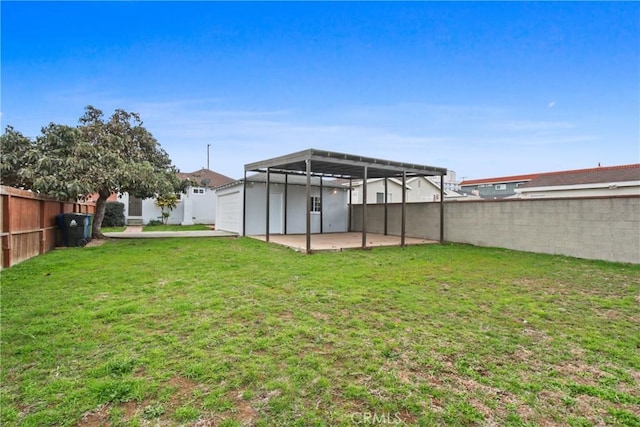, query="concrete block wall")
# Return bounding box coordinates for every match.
[351,196,640,264]
[351,203,441,238]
